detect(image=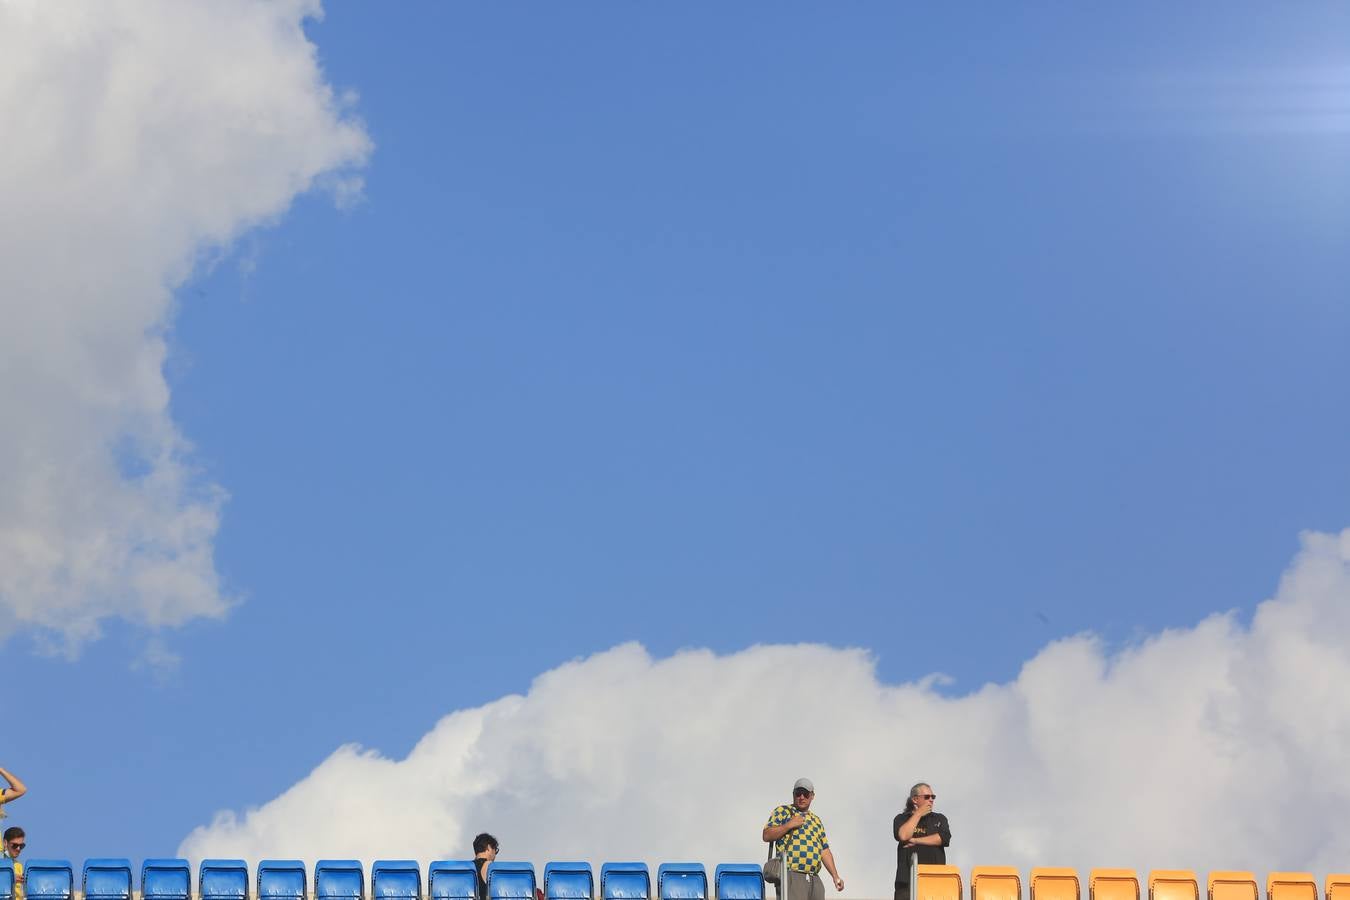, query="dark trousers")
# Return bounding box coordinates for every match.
[895,885,910,900]
[774,870,824,900]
